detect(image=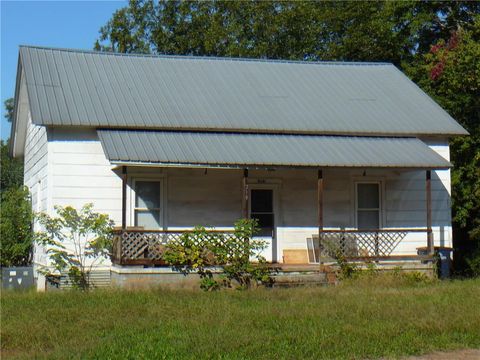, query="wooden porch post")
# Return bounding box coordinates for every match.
[426,170,434,255]
[318,169,324,235]
[122,166,127,230]
[242,169,249,219]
